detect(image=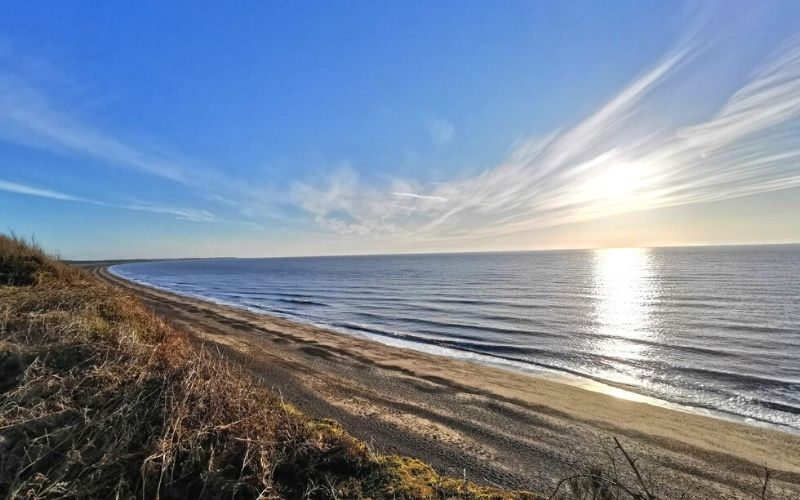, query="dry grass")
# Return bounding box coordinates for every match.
[0,234,535,499]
